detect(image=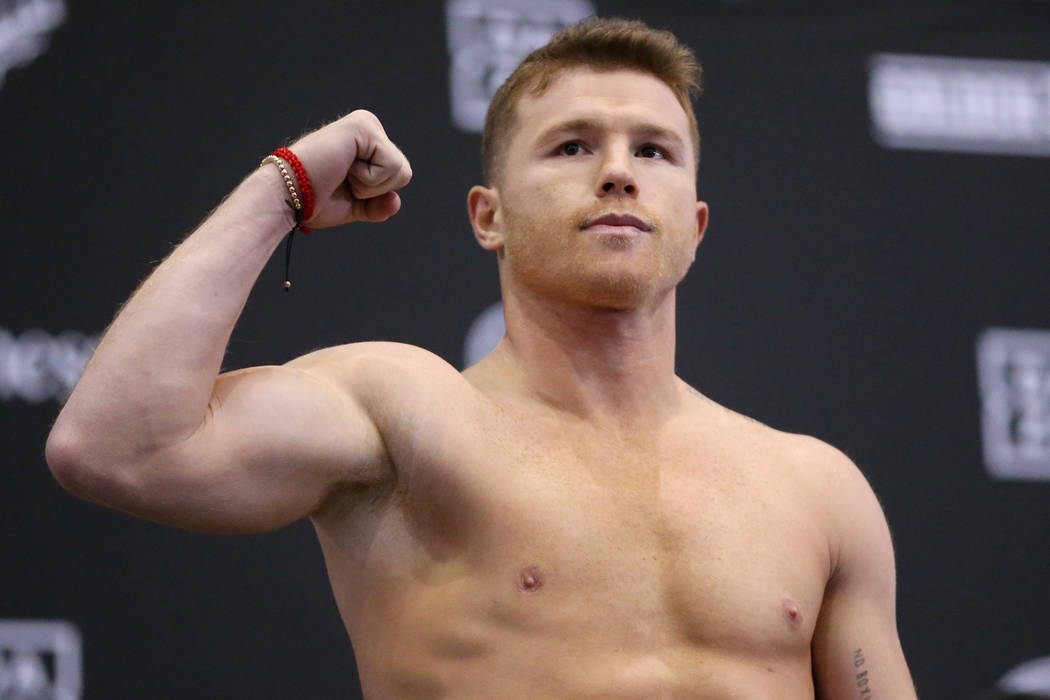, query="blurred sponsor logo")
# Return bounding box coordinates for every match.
[996,655,1050,696]
[0,0,66,89]
[869,53,1050,157]
[463,300,504,368]
[977,328,1050,481]
[0,620,81,700]
[445,0,594,132]
[0,328,97,404]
